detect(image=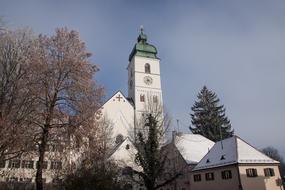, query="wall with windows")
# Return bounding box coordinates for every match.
[190,164,284,190]
[239,164,283,190]
[0,143,67,187]
[190,165,240,190]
